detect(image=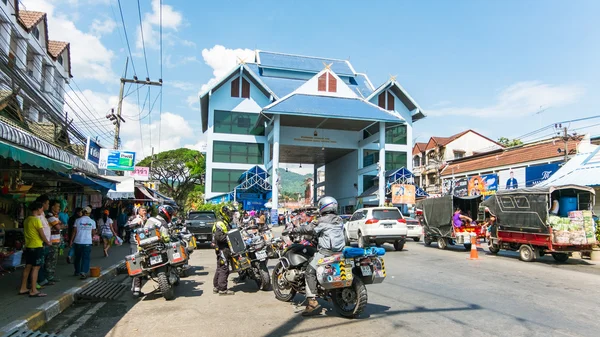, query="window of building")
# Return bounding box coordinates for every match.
[385,124,407,145]
[363,150,379,167]
[385,152,407,171]
[453,150,465,159]
[213,110,264,135]
[428,174,436,186]
[211,169,246,193]
[377,91,396,111]
[317,72,337,92]
[57,54,63,65]
[213,141,264,165]
[32,26,40,40]
[413,156,421,168]
[363,175,376,191]
[231,76,250,98]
